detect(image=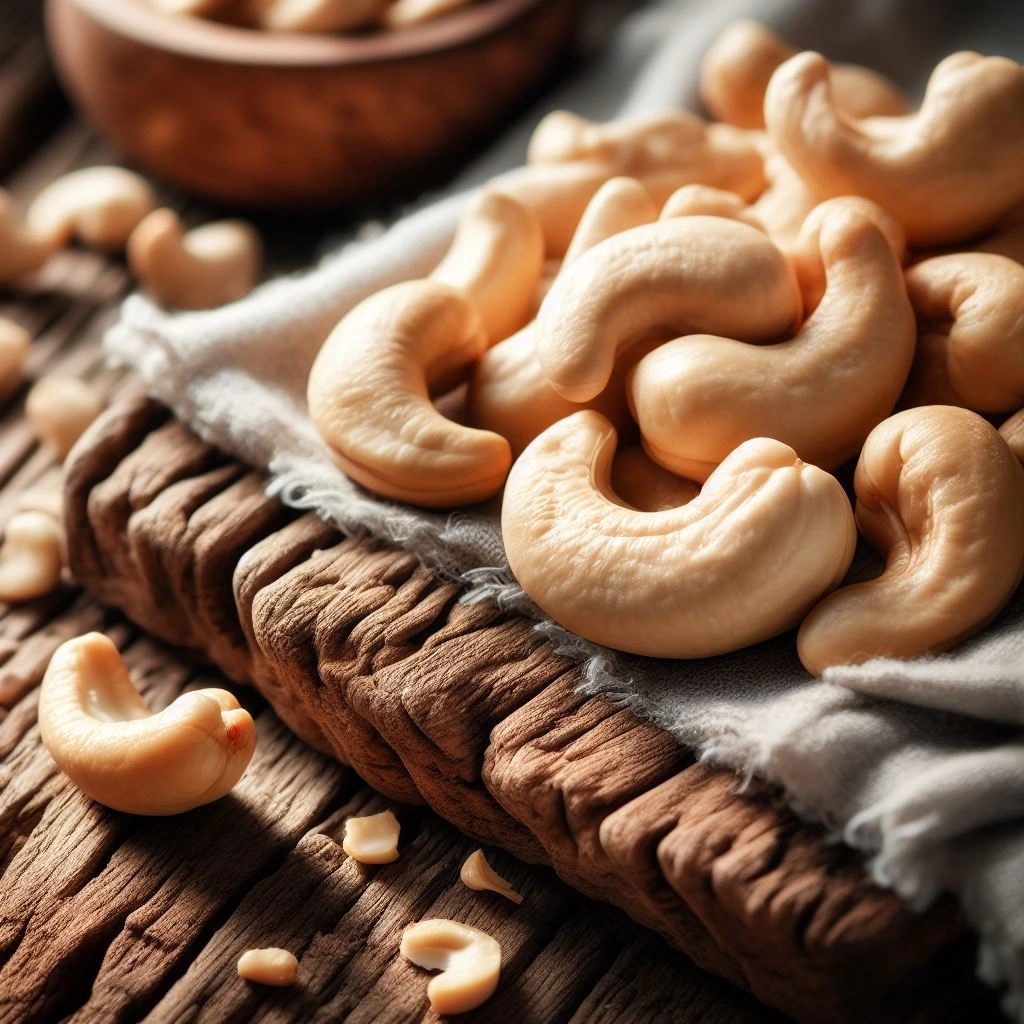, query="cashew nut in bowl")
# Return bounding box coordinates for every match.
[254,0,387,32]
[0,189,56,283]
[610,446,700,512]
[39,632,257,814]
[628,206,914,482]
[534,216,801,403]
[0,511,63,603]
[386,0,473,28]
[400,919,502,1015]
[26,167,157,250]
[699,20,908,129]
[127,208,262,310]
[307,279,510,508]
[764,51,1024,246]
[1001,407,1024,465]
[900,254,1024,413]
[502,411,856,659]
[429,190,544,346]
[797,406,1024,677]
[562,176,658,265]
